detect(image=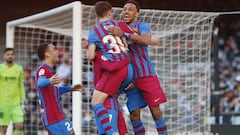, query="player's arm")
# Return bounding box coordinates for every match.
[19,66,26,101]
[129,32,151,45]
[109,27,151,45]
[86,45,96,61]
[82,38,88,49]
[58,84,82,94]
[87,29,97,61]
[37,73,61,88]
